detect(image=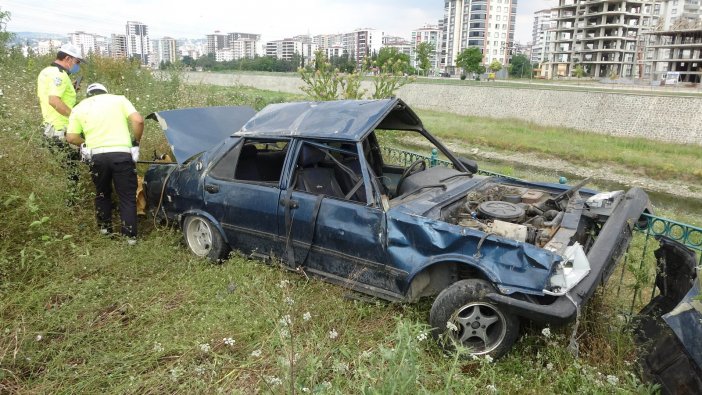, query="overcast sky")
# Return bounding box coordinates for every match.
[2,0,557,44]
